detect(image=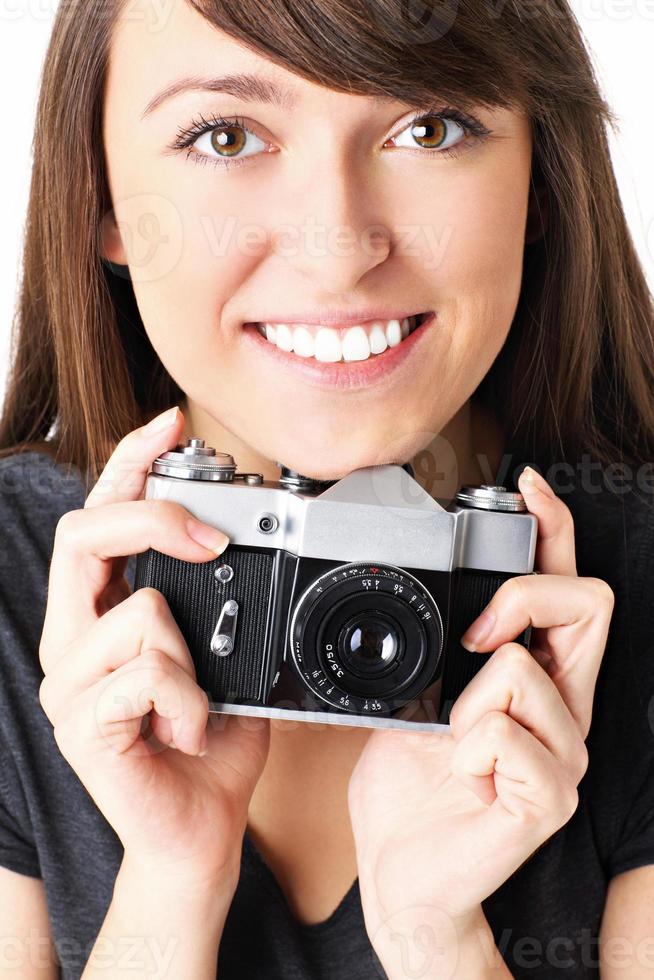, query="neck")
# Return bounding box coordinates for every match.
[178,395,505,503]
